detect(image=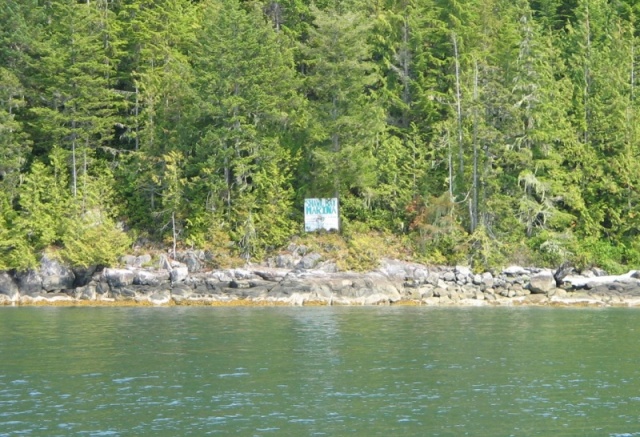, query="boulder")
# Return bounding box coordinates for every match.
[0,272,19,300]
[297,253,322,270]
[554,262,575,286]
[209,270,234,283]
[103,268,134,288]
[455,265,472,277]
[120,255,137,267]
[442,271,456,282]
[134,269,170,286]
[170,266,189,283]
[230,268,257,280]
[40,256,75,291]
[287,243,308,256]
[562,271,640,290]
[274,254,297,269]
[96,281,110,295]
[178,251,202,272]
[529,271,556,294]
[15,270,43,295]
[78,285,97,301]
[171,285,193,303]
[111,287,137,299]
[378,259,429,281]
[503,265,529,276]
